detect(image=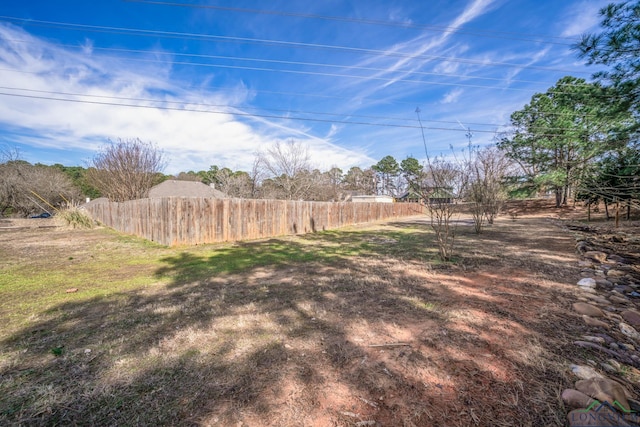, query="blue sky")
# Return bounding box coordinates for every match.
[0,0,609,174]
